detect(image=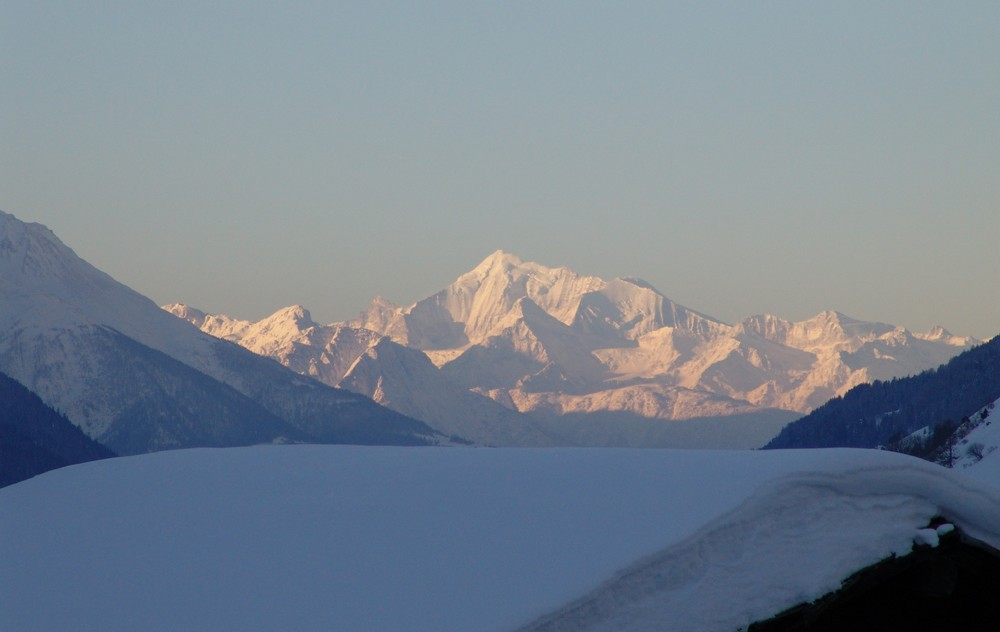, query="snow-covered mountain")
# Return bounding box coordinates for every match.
[0,210,440,454]
[171,250,974,448]
[165,303,558,447]
[352,250,726,351]
[4,445,999,631]
[355,252,974,417]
